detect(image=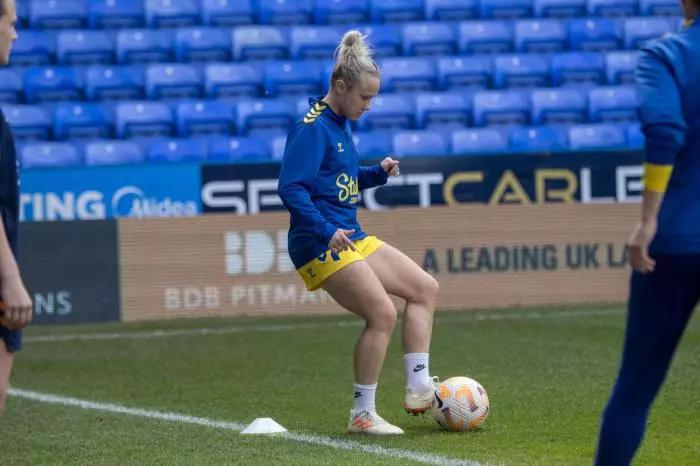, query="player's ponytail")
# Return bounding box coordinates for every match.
[330,30,379,90]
